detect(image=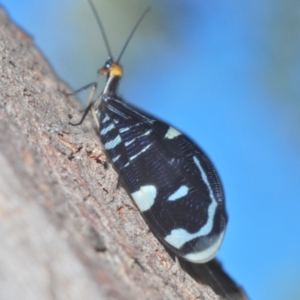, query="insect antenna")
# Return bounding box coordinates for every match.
[69,2,150,127]
[88,0,113,59]
[117,7,151,63]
